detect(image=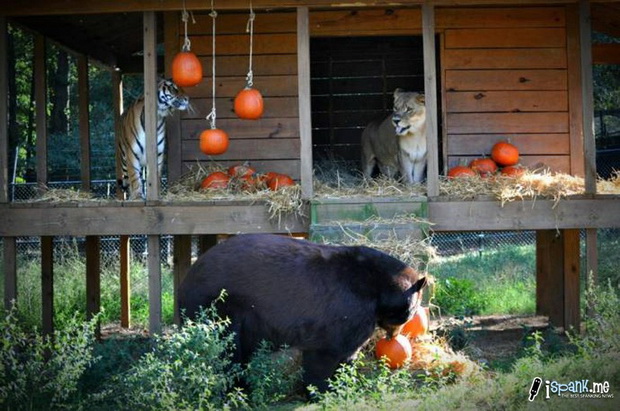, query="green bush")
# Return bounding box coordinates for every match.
[433,277,488,316]
[0,308,99,410]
